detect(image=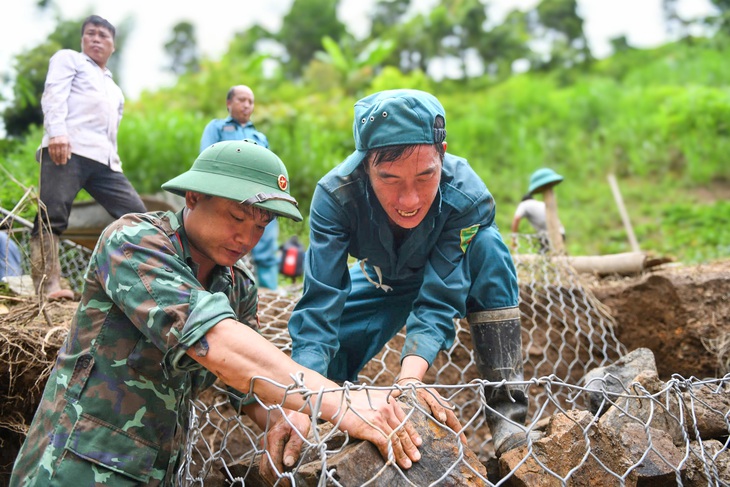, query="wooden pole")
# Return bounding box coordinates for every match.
[542,187,565,255]
[607,173,640,253]
[515,252,646,276]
